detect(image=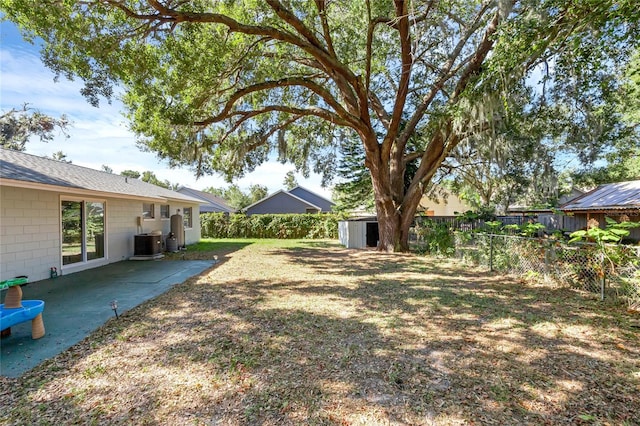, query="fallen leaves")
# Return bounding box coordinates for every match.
[1,240,639,425]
